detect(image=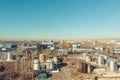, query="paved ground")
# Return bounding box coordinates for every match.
[47,67,72,80]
